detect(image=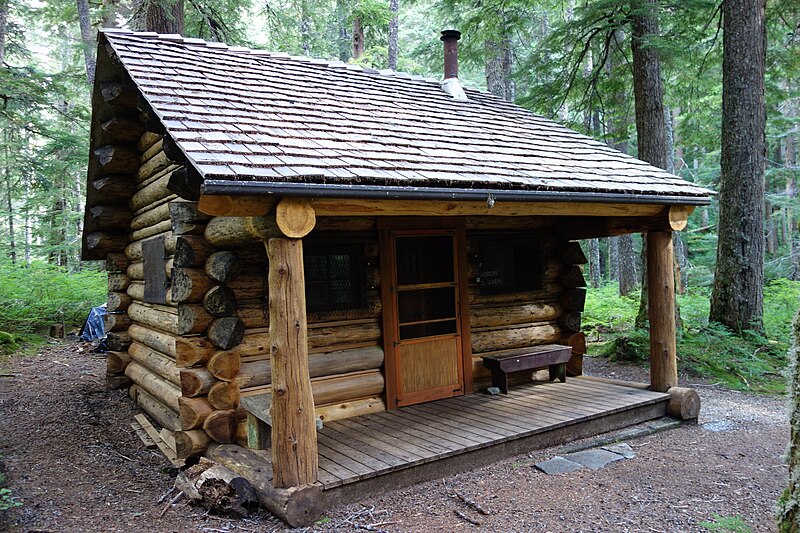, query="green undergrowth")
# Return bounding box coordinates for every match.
[583,281,799,394]
[699,514,752,532]
[0,260,105,335]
